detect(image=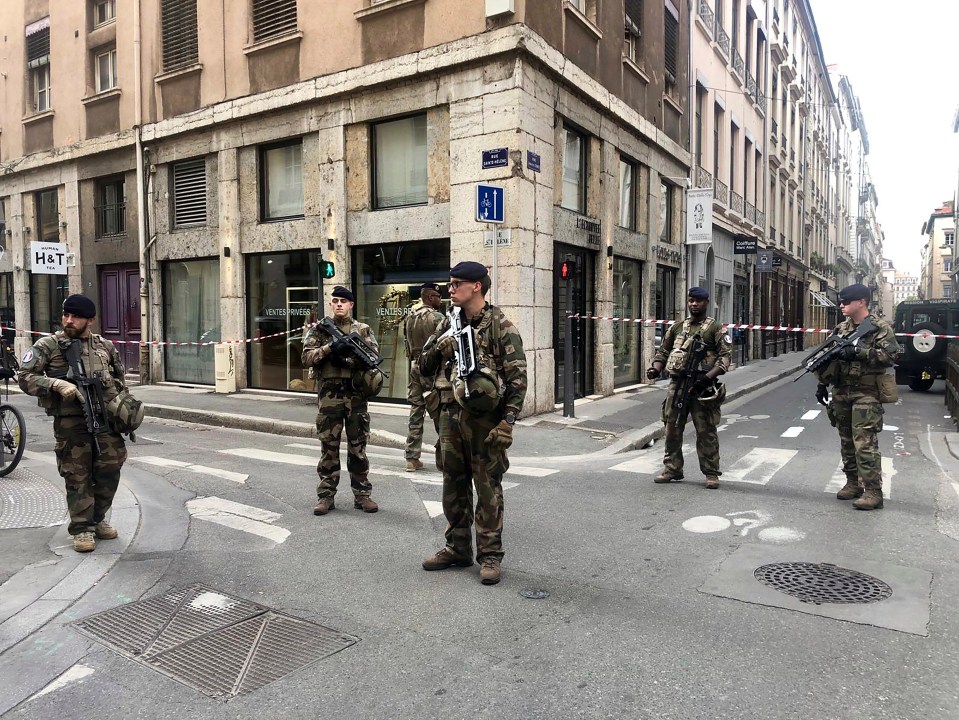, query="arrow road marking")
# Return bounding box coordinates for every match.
[186,496,289,543]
